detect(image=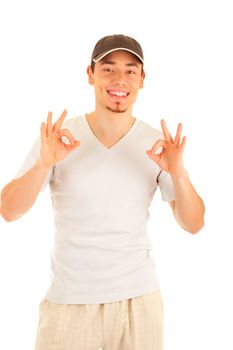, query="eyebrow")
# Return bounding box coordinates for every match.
[100,60,140,68]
